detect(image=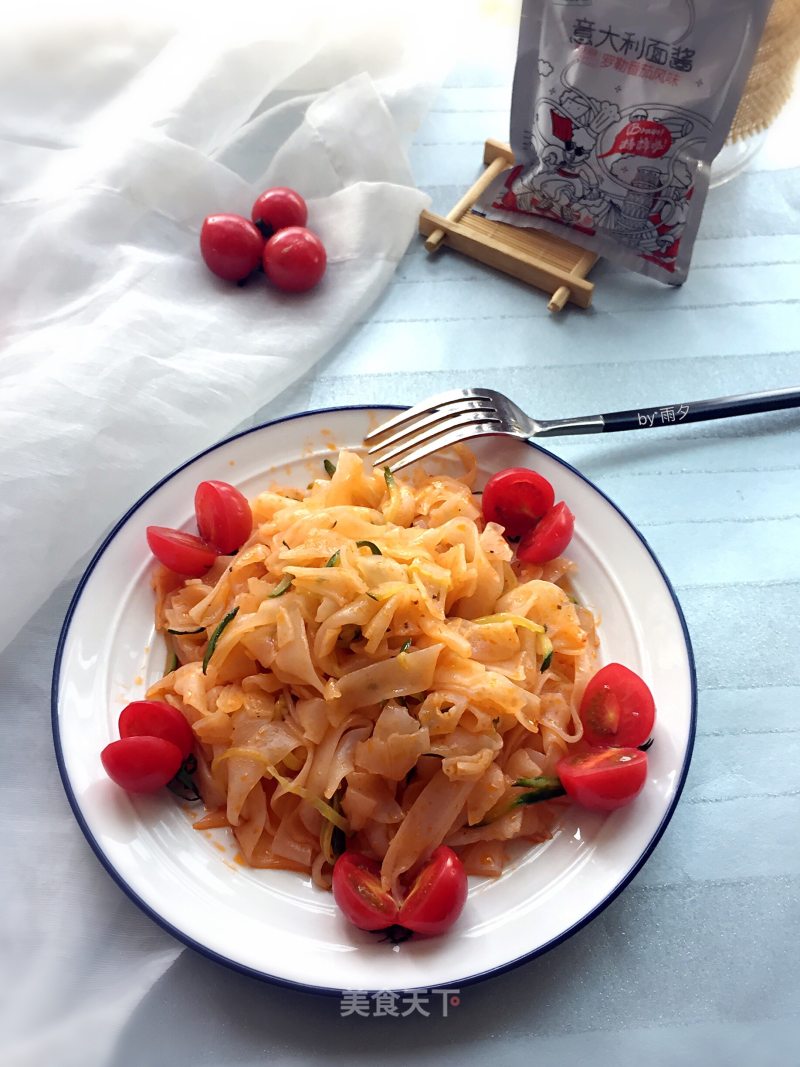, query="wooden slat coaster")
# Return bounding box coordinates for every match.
[419,139,598,312]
